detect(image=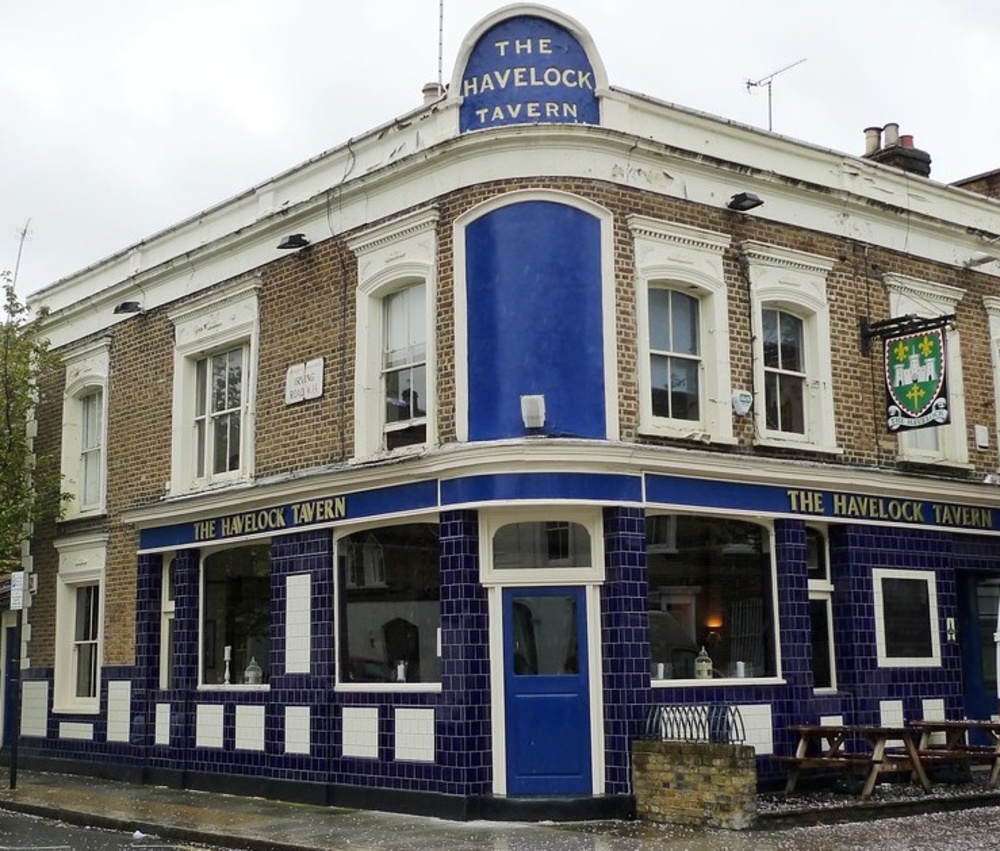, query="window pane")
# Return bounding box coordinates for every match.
[195,420,206,477]
[227,348,243,409]
[202,545,271,685]
[670,358,700,421]
[650,354,671,417]
[779,374,805,433]
[764,371,779,430]
[648,288,671,352]
[881,577,932,658]
[211,352,228,413]
[647,516,774,679]
[762,309,779,368]
[809,598,833,689]
[195,359,207,417]
[338,524,440,684]
[671,292,699,356]
[779,312,803,372]
[213,413,230,475]
[511,595,578,676]
[493,521,591,569]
